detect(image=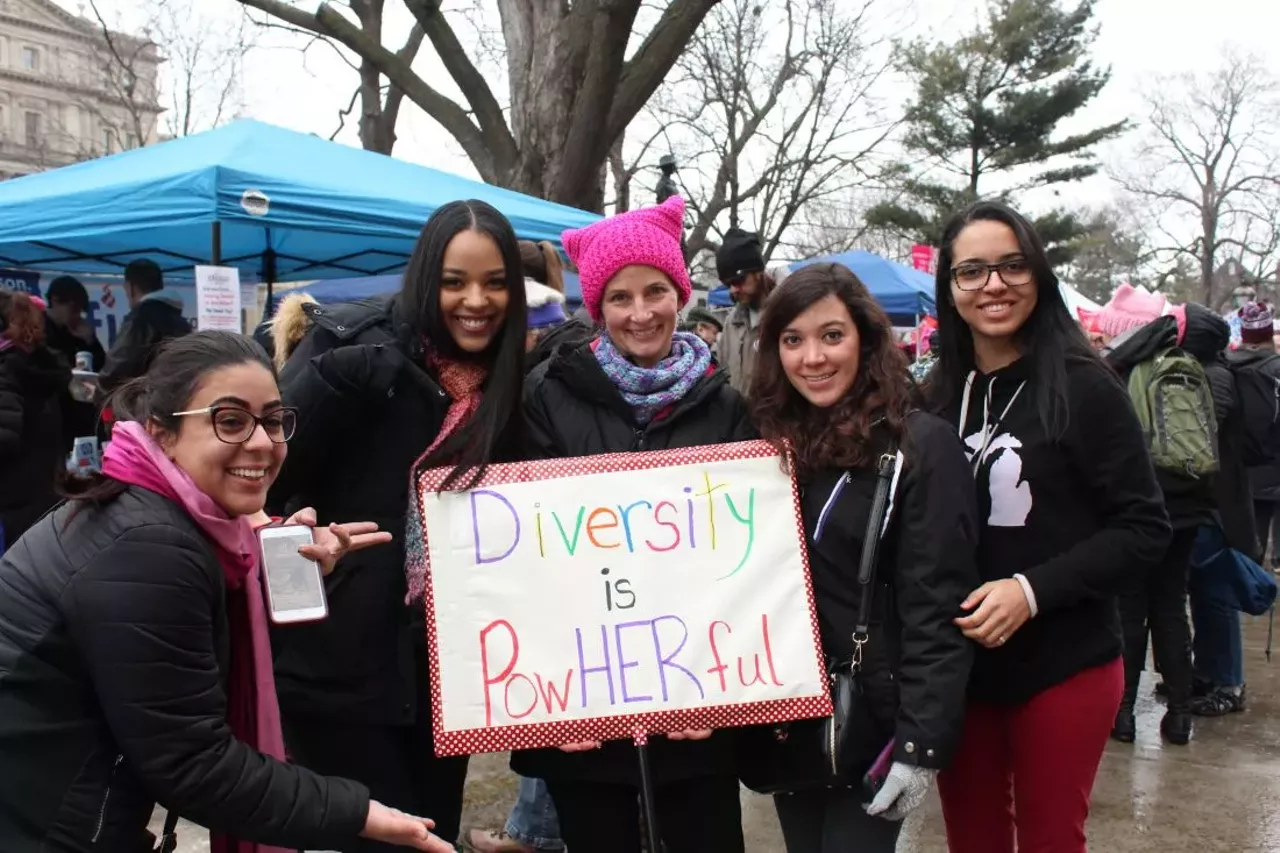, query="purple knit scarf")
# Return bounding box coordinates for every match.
[593,330,711,425]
